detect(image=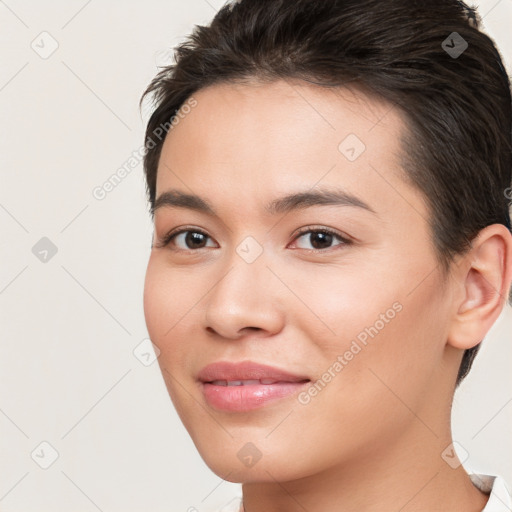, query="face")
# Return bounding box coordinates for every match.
[143,79,457,483]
